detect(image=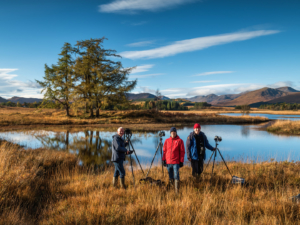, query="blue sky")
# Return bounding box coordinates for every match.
[1,0,300,98]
